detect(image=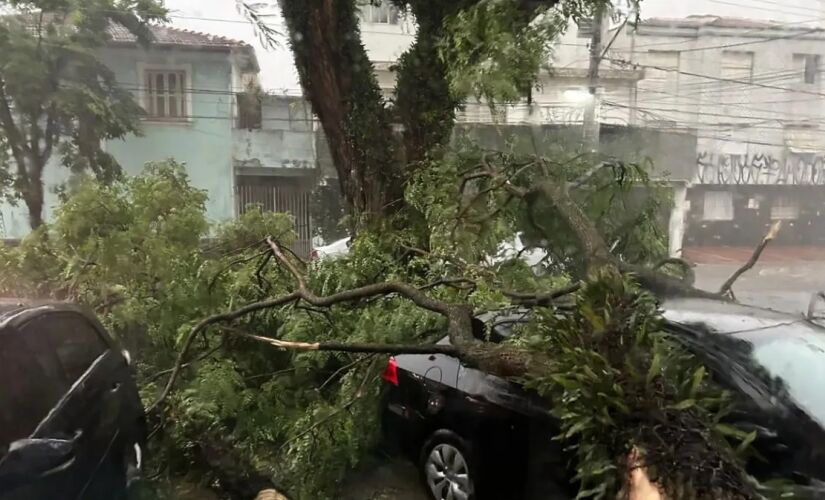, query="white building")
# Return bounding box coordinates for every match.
[605,16,825,247]
[357,6,825,248]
